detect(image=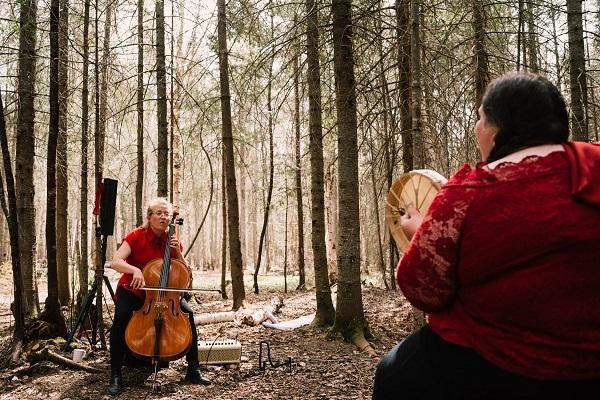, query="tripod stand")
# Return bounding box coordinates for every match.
[62,232,114,351]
